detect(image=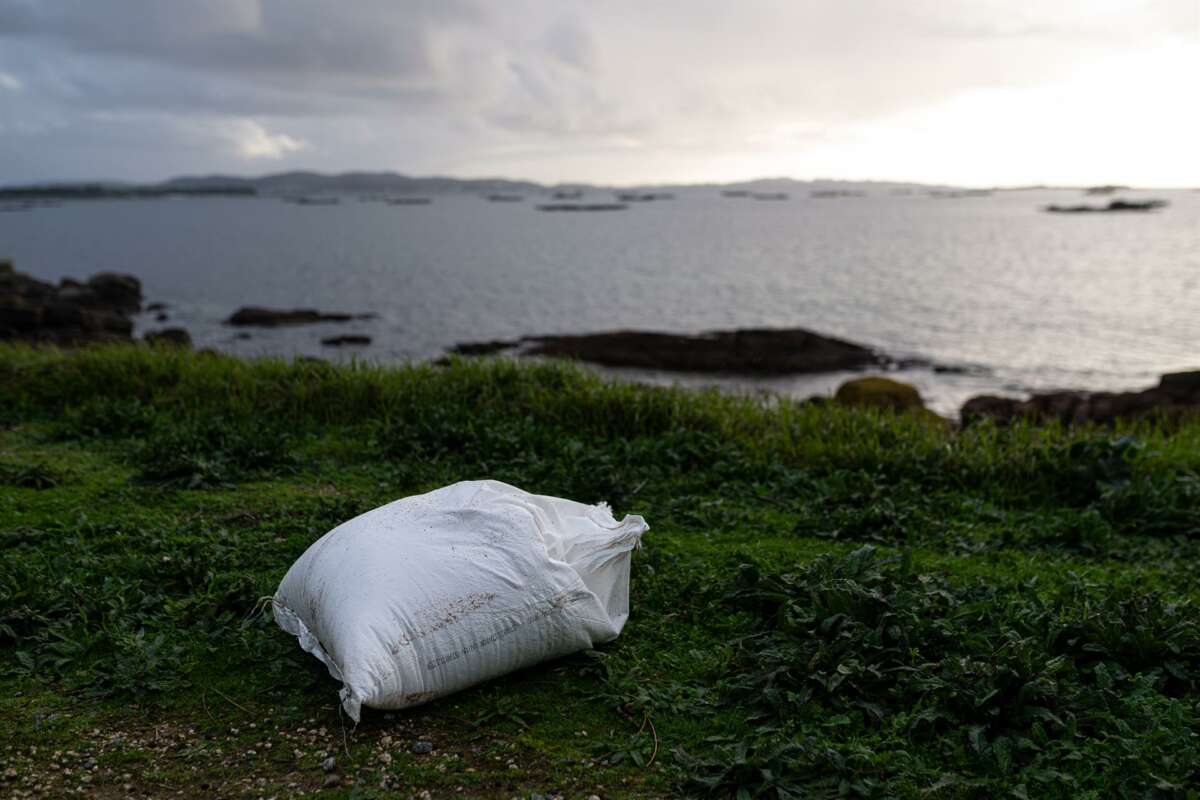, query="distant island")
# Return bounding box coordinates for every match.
[0,183,257,200]
[0,171,964,201]
[0,171,1170,205]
